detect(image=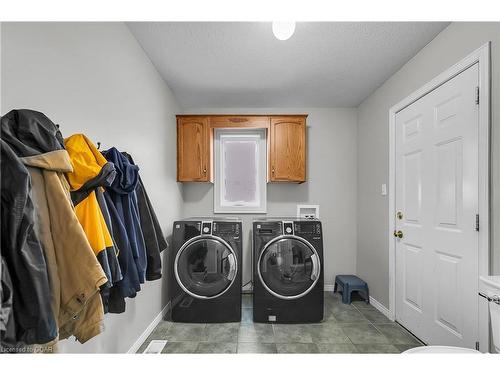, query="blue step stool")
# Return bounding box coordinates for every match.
[334,275,370,305]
